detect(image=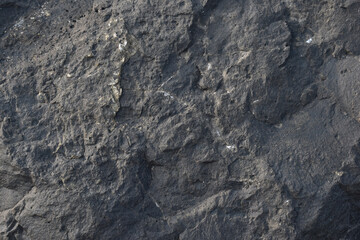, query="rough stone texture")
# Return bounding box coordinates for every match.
[1,0,360,239]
